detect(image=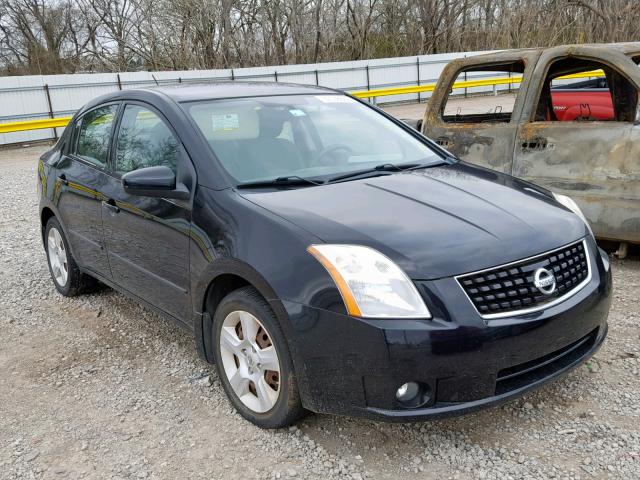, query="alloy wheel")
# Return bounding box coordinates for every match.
[219,310,281,413]
[47,227,68,286]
